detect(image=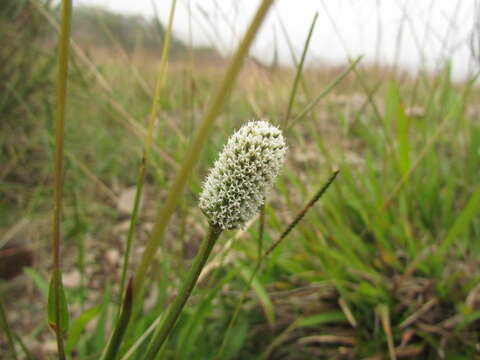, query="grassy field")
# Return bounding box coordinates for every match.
[2,1,480,359]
